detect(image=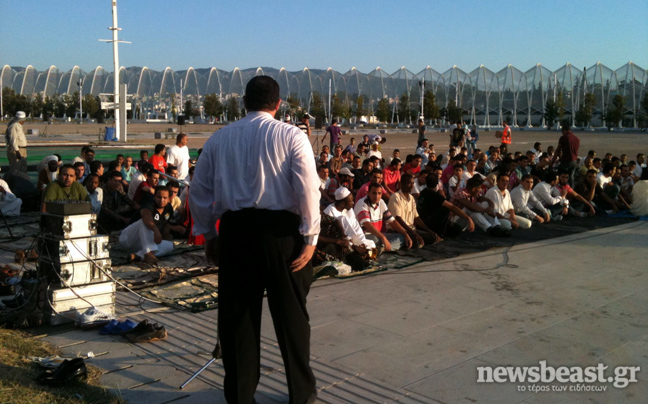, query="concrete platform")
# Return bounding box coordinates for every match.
[42,220,648,403]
